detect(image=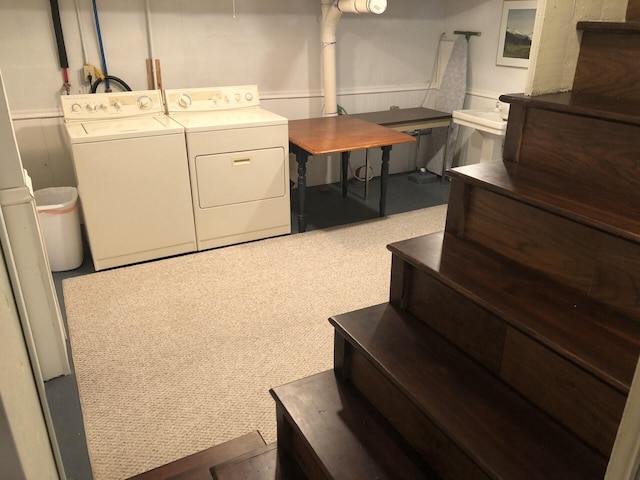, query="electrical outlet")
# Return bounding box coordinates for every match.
[82,65,93,83]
